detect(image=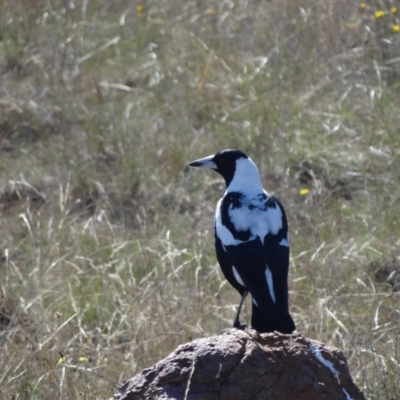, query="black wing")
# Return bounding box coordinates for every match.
[224,238,278,332]
[214,233,247,296]
[263,197,295,333]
